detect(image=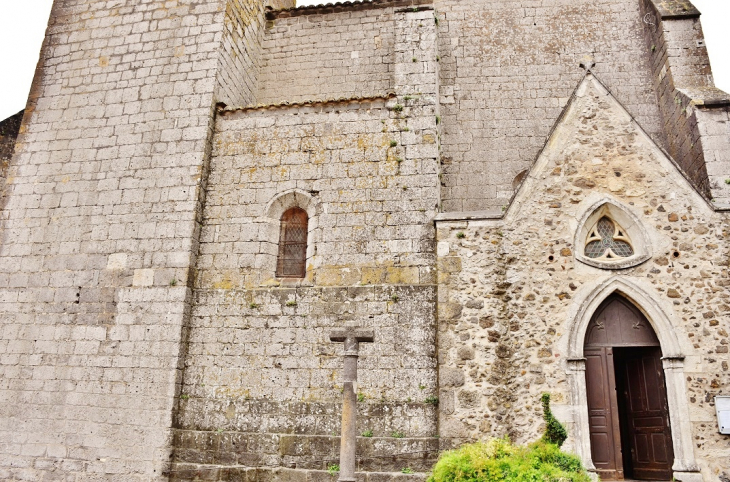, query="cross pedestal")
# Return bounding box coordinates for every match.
[330,323,374,482]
